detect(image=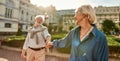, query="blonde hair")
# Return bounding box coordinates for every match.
[77,5,96,24]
